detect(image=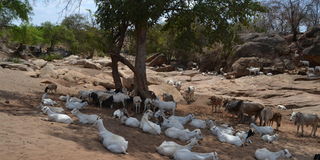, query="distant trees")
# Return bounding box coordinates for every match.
[255,0,319,41]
